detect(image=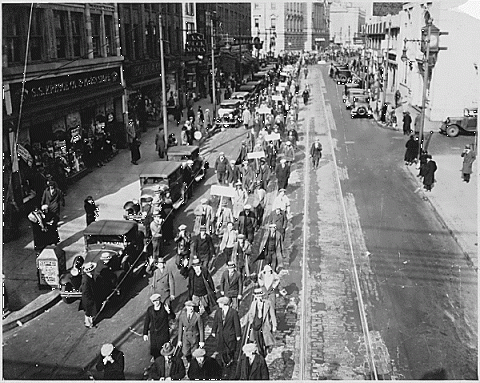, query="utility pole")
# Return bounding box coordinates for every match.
[159,14,168,147]
[418,20,432,161]
[207,11,217,118]
[239,21,242,84]
[382,17,391,107]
